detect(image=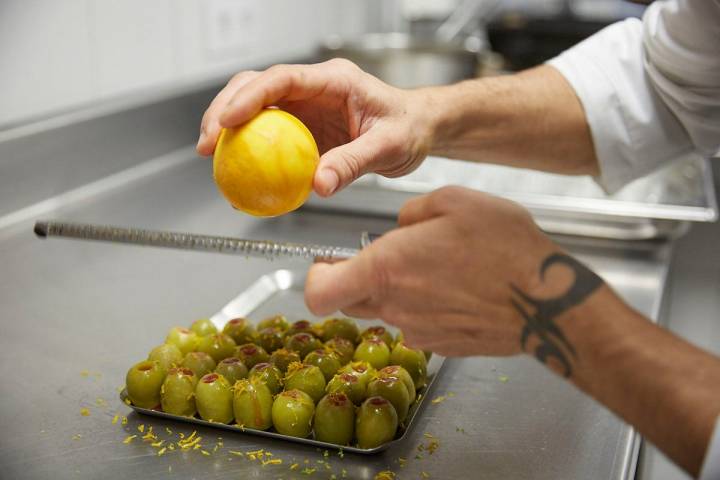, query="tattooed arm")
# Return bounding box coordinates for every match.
[304,186,720,477]
[512,253,720,476]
